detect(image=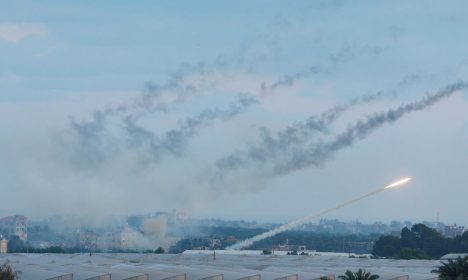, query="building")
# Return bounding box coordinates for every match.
[440,224,465,238]
[272,240,307,253]
[0,215,28,241]
[0,237,7,253]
